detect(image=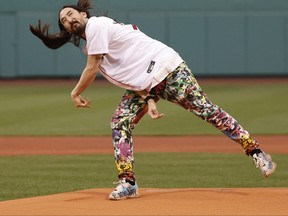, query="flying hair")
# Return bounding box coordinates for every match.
[29,0,93,49]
